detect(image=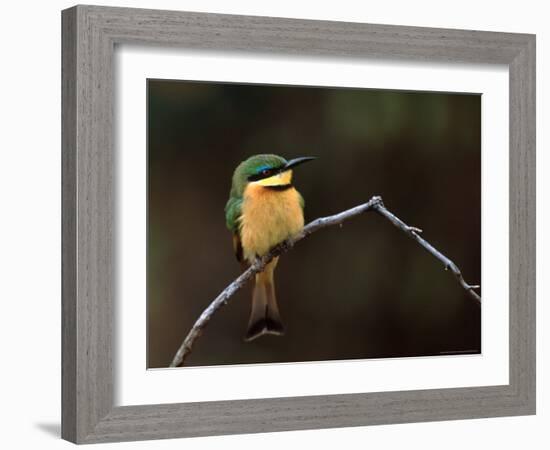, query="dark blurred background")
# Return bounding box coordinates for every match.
[147,79,481,368]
